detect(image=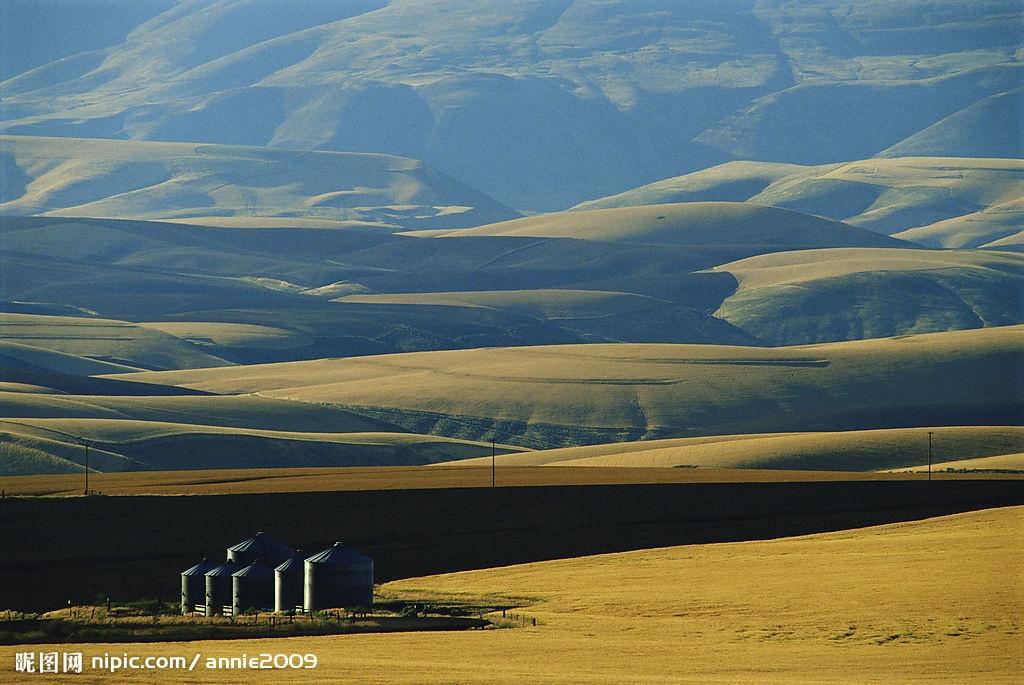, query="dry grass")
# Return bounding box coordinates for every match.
[105,326,1024,443]
[136,322,311,352]
[0,314,233,371]
[896,453,1024,473]
[1,506,1019,683]
[711,247,1022,290]
[0,135,512,229]
[443,427,1024,472]
[432,201,897,248]
[0,419,522,476]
